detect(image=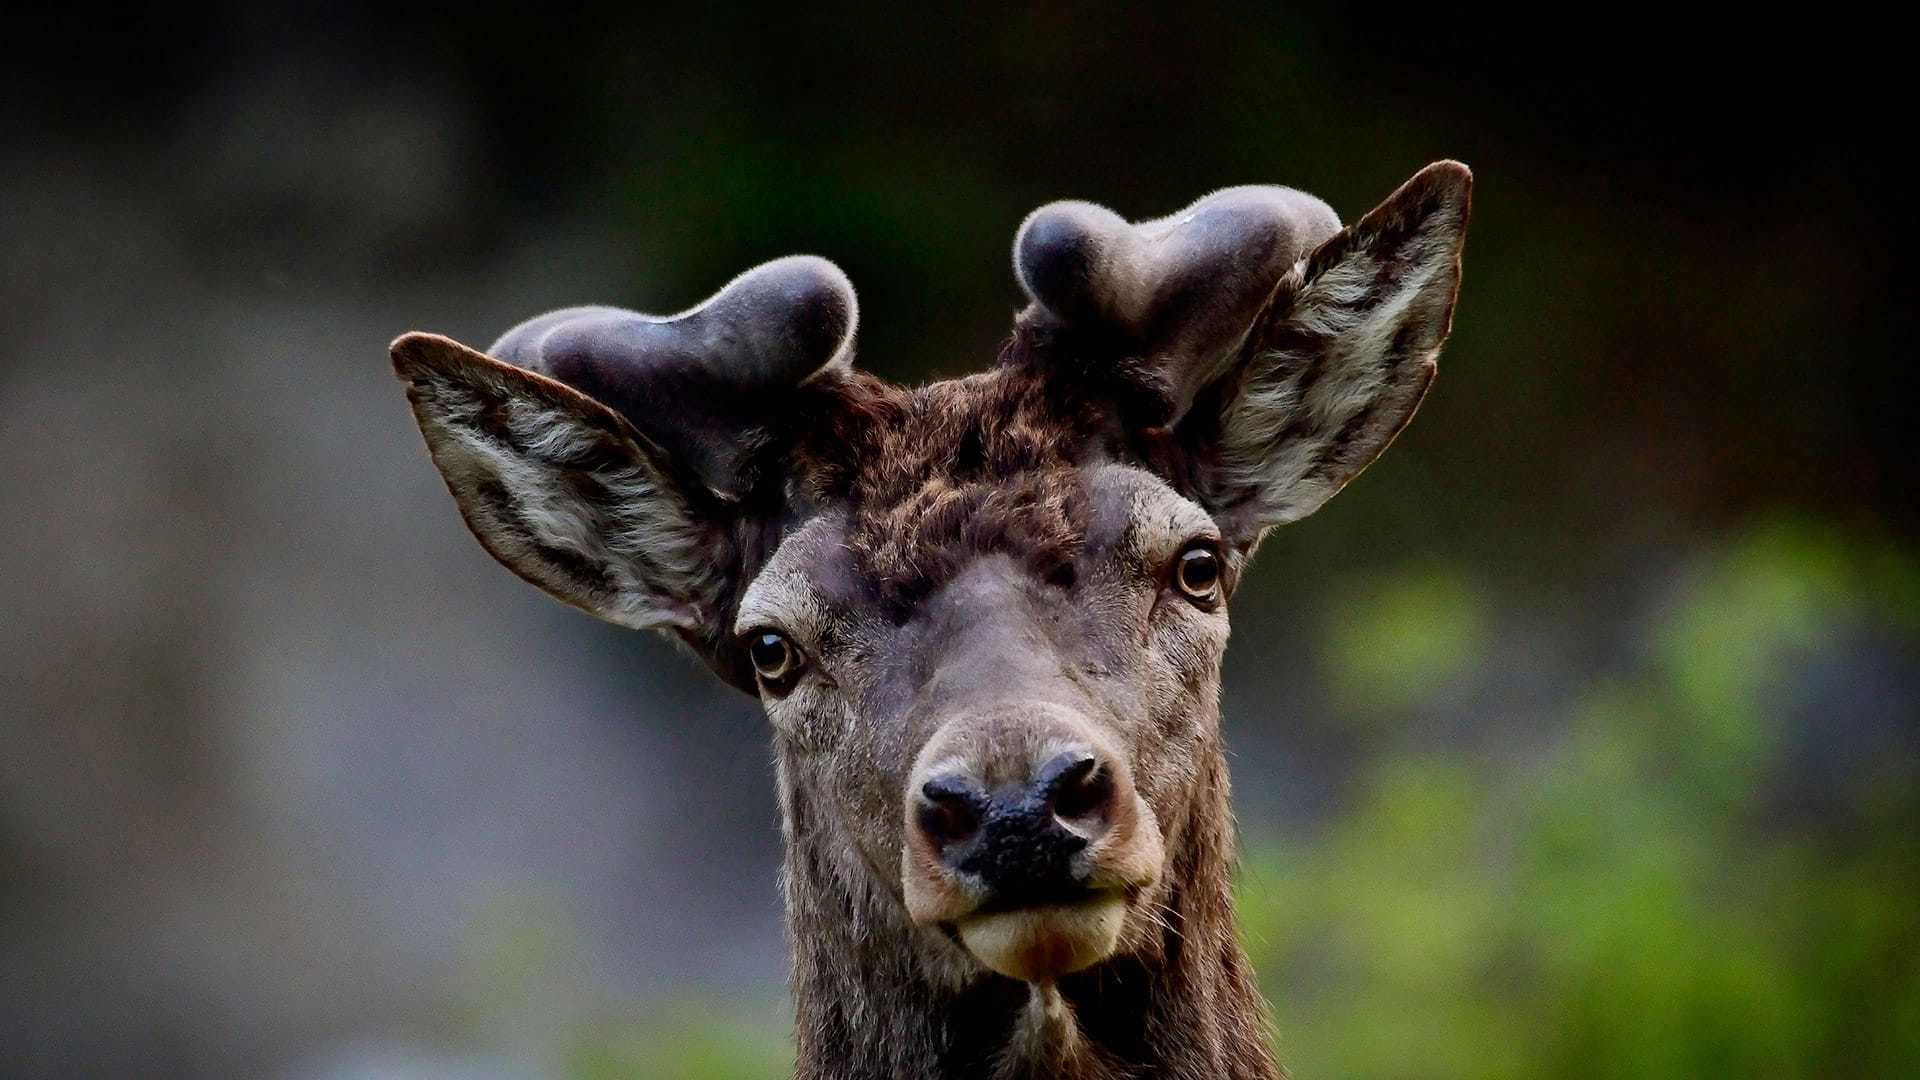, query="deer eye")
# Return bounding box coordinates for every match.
[746,630,805,691]
[1174,542,1223,605]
